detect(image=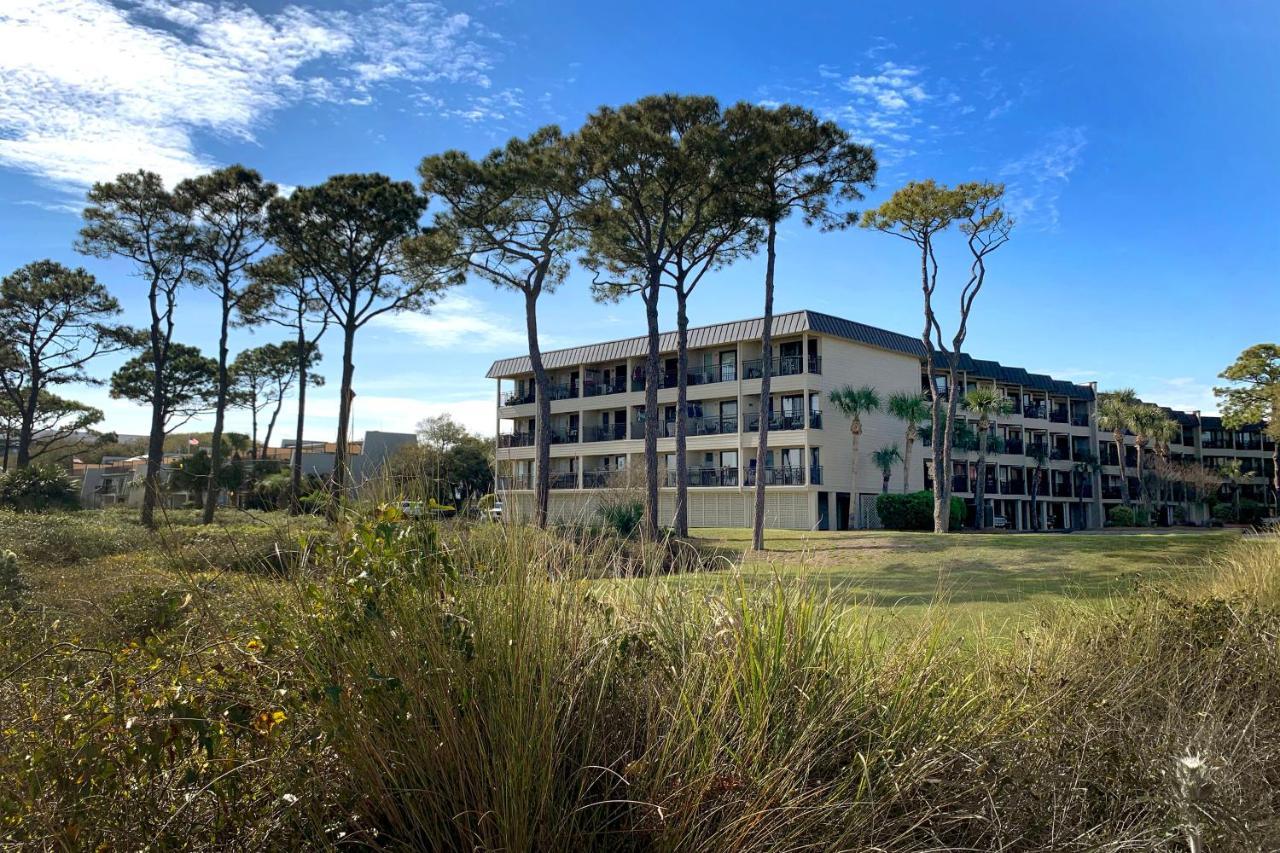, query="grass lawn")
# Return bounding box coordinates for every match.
[673,527,1240,636]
